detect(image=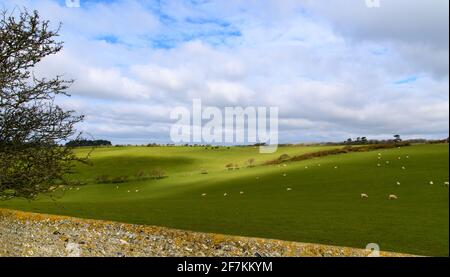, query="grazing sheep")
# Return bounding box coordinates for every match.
[240,191,244,195]
[429,181,434,185]
[305,166,308,169]
[135,190,139,193]
[378,157,381,160]
[318,164,321,167]
[224,193,228,197]
[402,166,406,170]
[201,193,207,197]
[283,164,287,167]
[444,182,449,188]
[334,166,338,169]
[406,155,410,159]
[116,186,119,189]
[398,157,401,160]
[286,188,292,191]
[388,194,398,200]
[386,161,390,164]
[396,181,401,186]
[378,153,382,156]
[283,173,287,177]
[361,193,369,199]
[127,190,130,193]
